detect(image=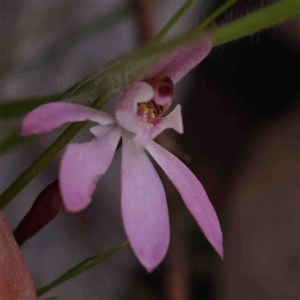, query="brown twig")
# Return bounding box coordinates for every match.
[132,0,156,44]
